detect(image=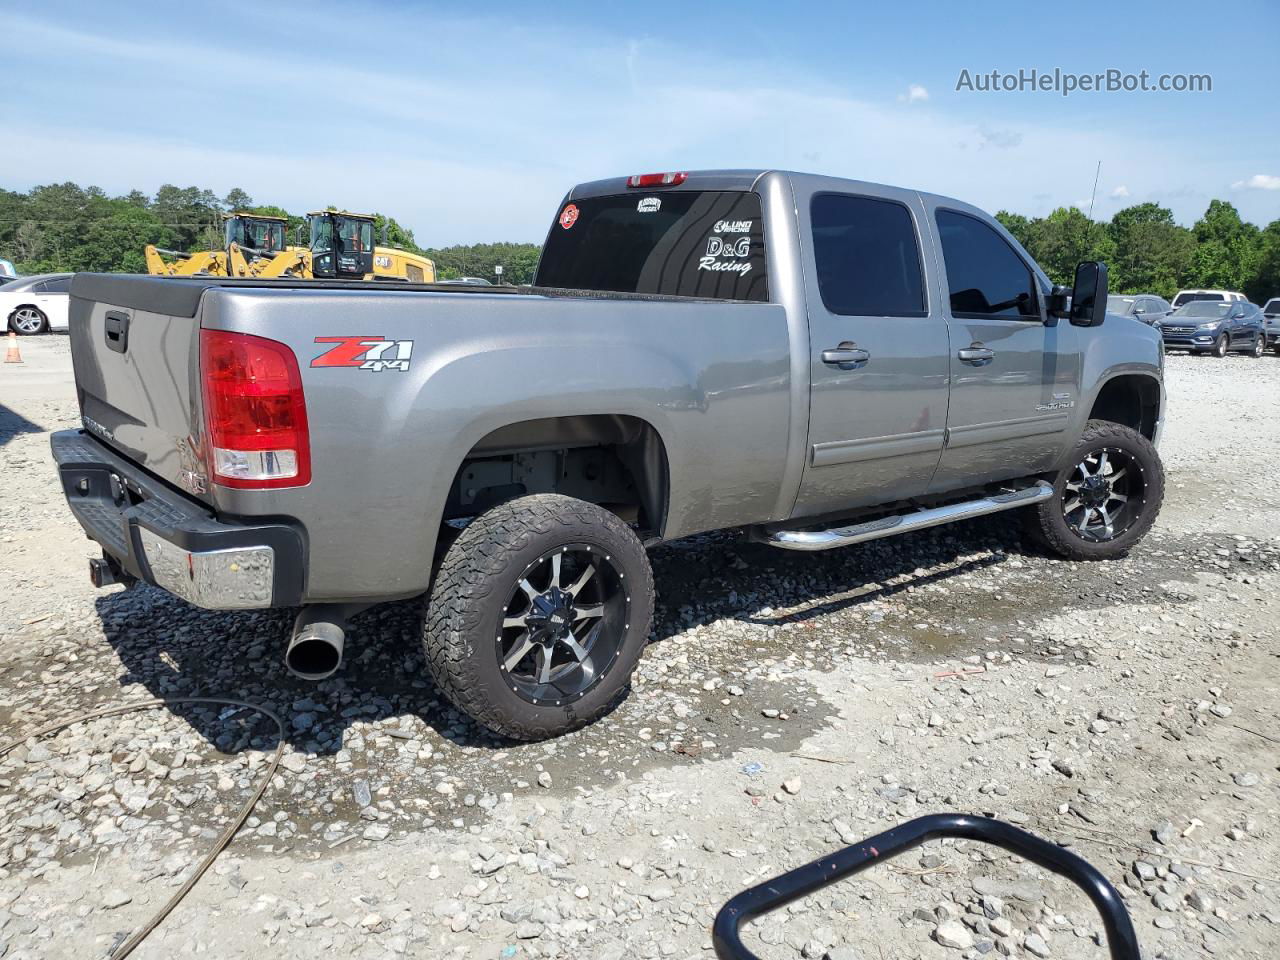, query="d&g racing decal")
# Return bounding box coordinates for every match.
[312,336,414,373]
[697,218,755,276]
